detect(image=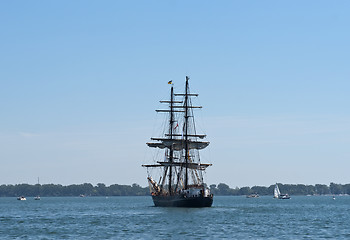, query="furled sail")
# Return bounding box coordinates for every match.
[142,162,212,170]
[147,138,209,151]
[165,134,206,139]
